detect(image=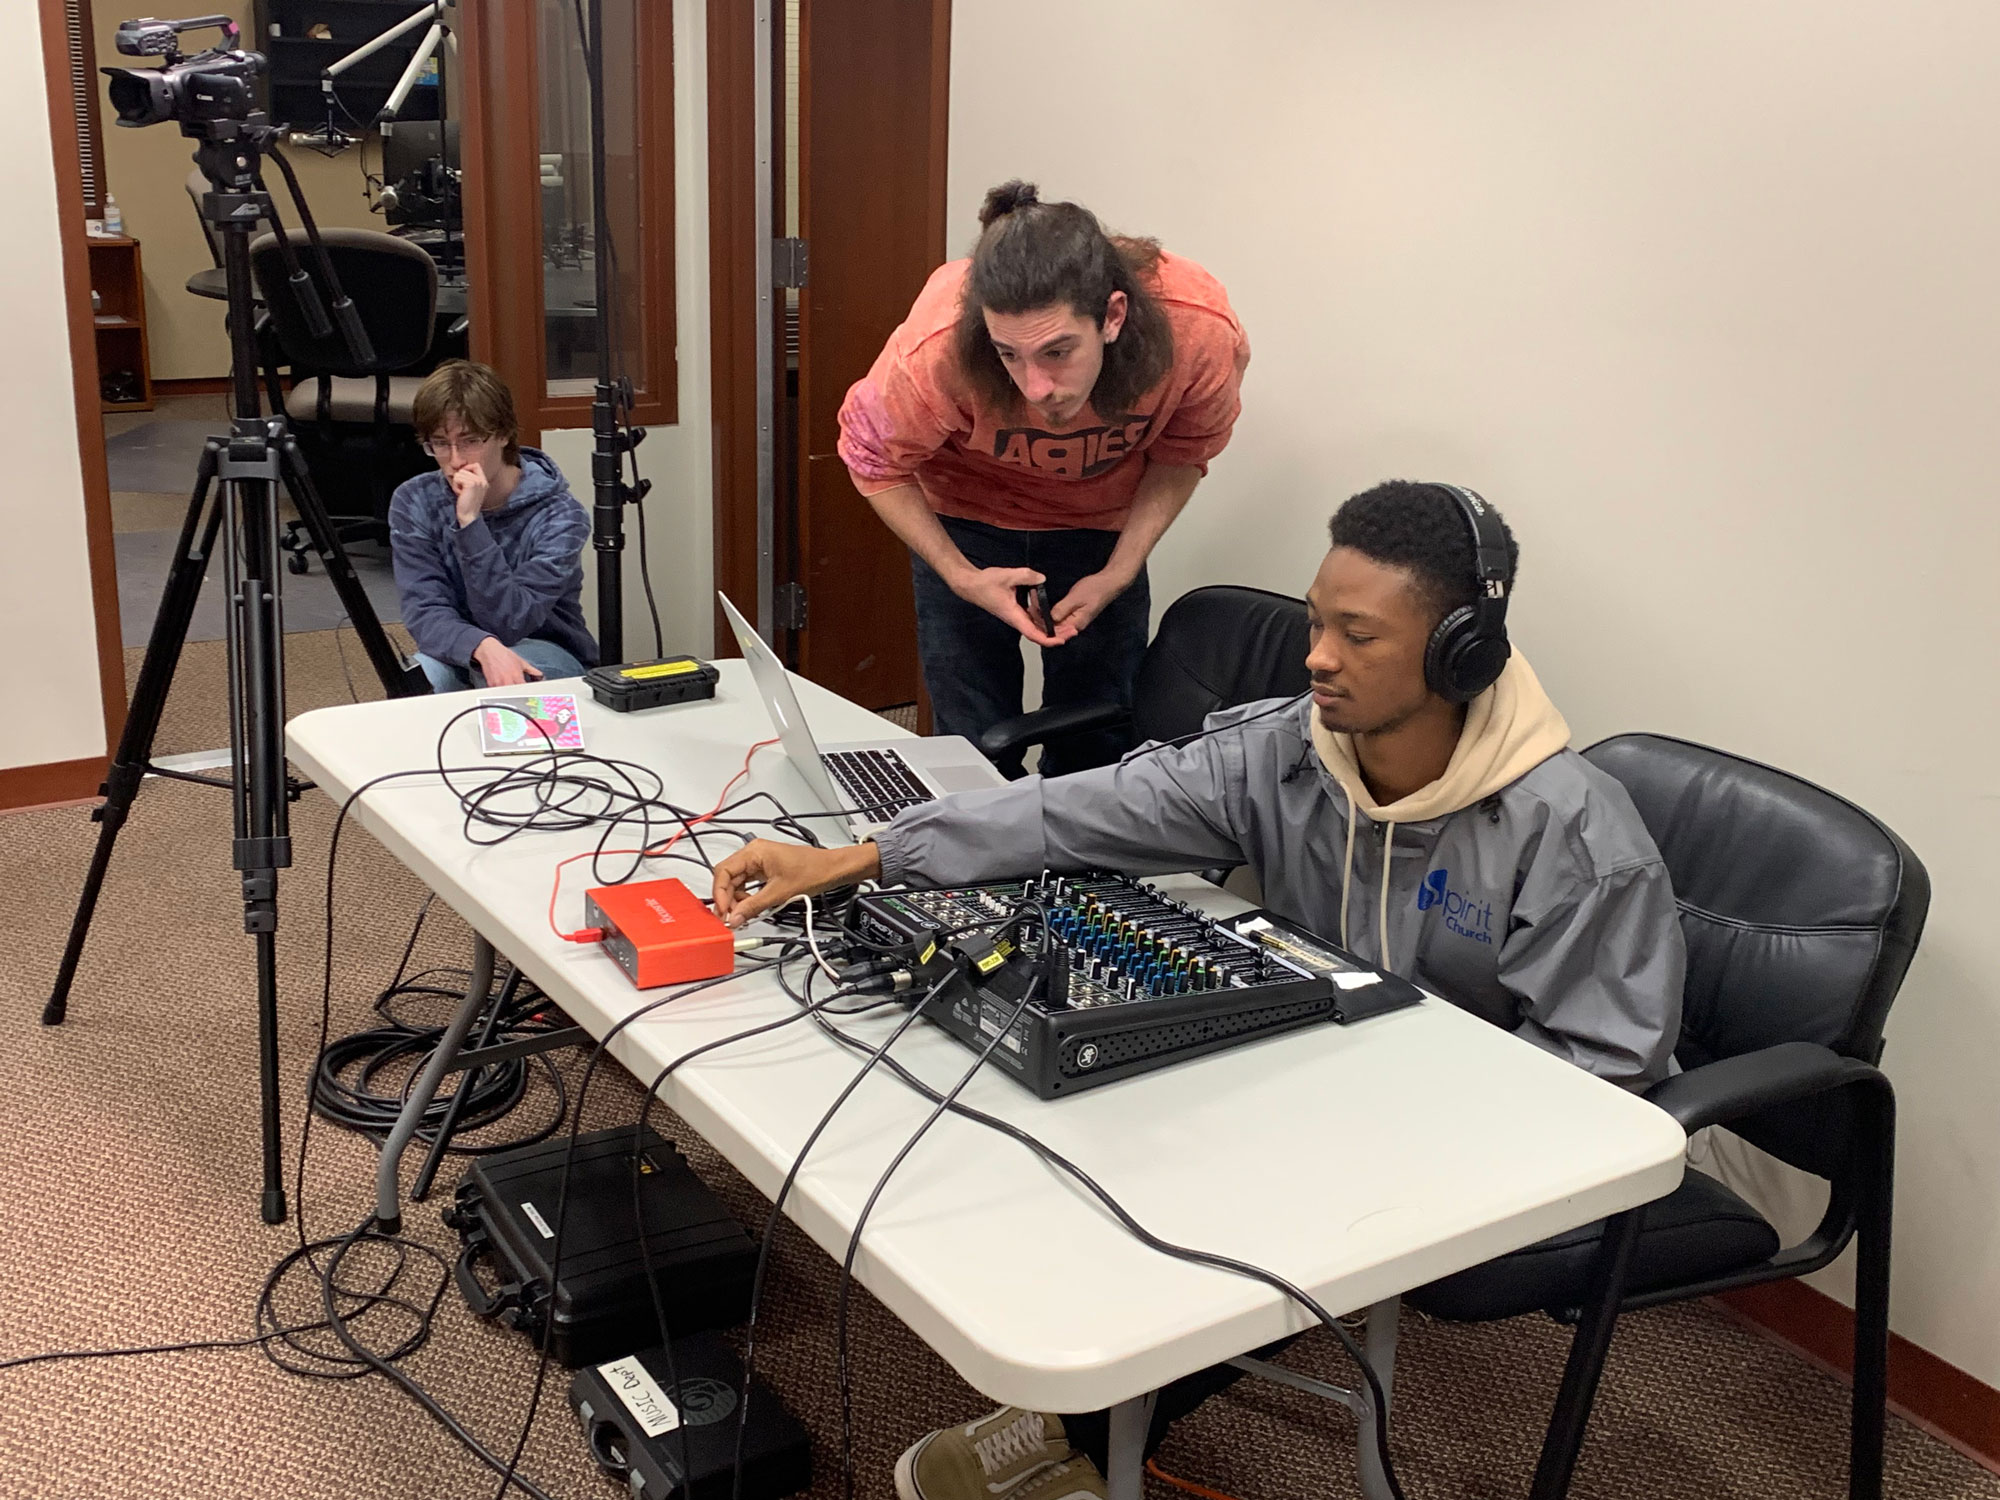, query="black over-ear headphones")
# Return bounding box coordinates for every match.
[1421,483,1513,704]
